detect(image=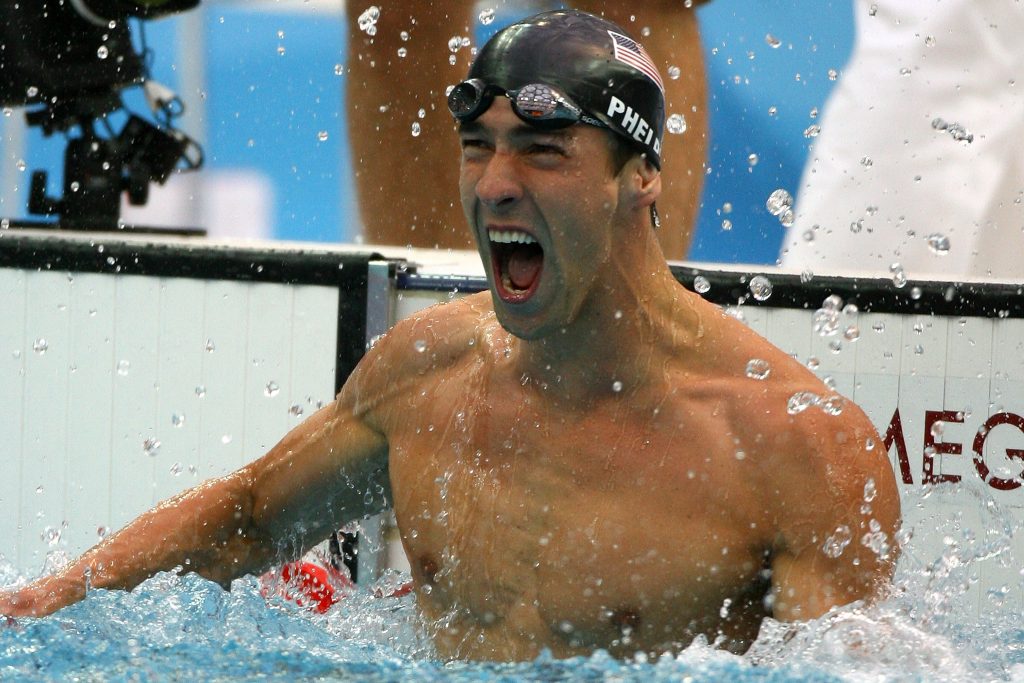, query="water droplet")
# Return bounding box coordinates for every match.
[666,113,687,135]
[806,356,820,370]
[827,68,838,81]
[823,525,852,557]
[172,413,186,428]
[721,219,733,231]
[317,130,329,142]
[205,339,216,353]
[767,106,778,117]
[872,321,885,333]
[926,233,950,255]
[397,47,407,58]
[97,526,110,539]
[334,63,344,76]
[15,159,26,172]
[930,421,945,438]
[844,325,861,342]
[850,219,863,233]
[222,434,233,444]
[116,359,130,376]
[931,118,974,143]
[35,485,44,494]
[667,65,681,80]
[889,262,907,288]
[725,307,746,323]
[277,45,286,56]
[748,275,773,301]
[803,124,821,138]
[289,404,304,417]
[693,276,711,294]
[357,6,380,35]
[195,385,206,397]
[813,309,840,337]
[264,381,280,397]
[411,122,421,137]
[170,462,184,476]
[26,86,38,98]
[745,359,771,380]
[748,153,759,166]
[766,189,793,216]
[765,33,781,49]
[448,35,464,53]
[400,31,410,41]
[800,270,814,283]
[42,526,62,546]
[33,338,48,354]
[779,210,795,227]
[787,391,821,415]
[414,339,427,353]
[143,438,161,457]
[97,45,109,59]
[821,395,845,415]
[611,380,623,393]
[417,108,426,119]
